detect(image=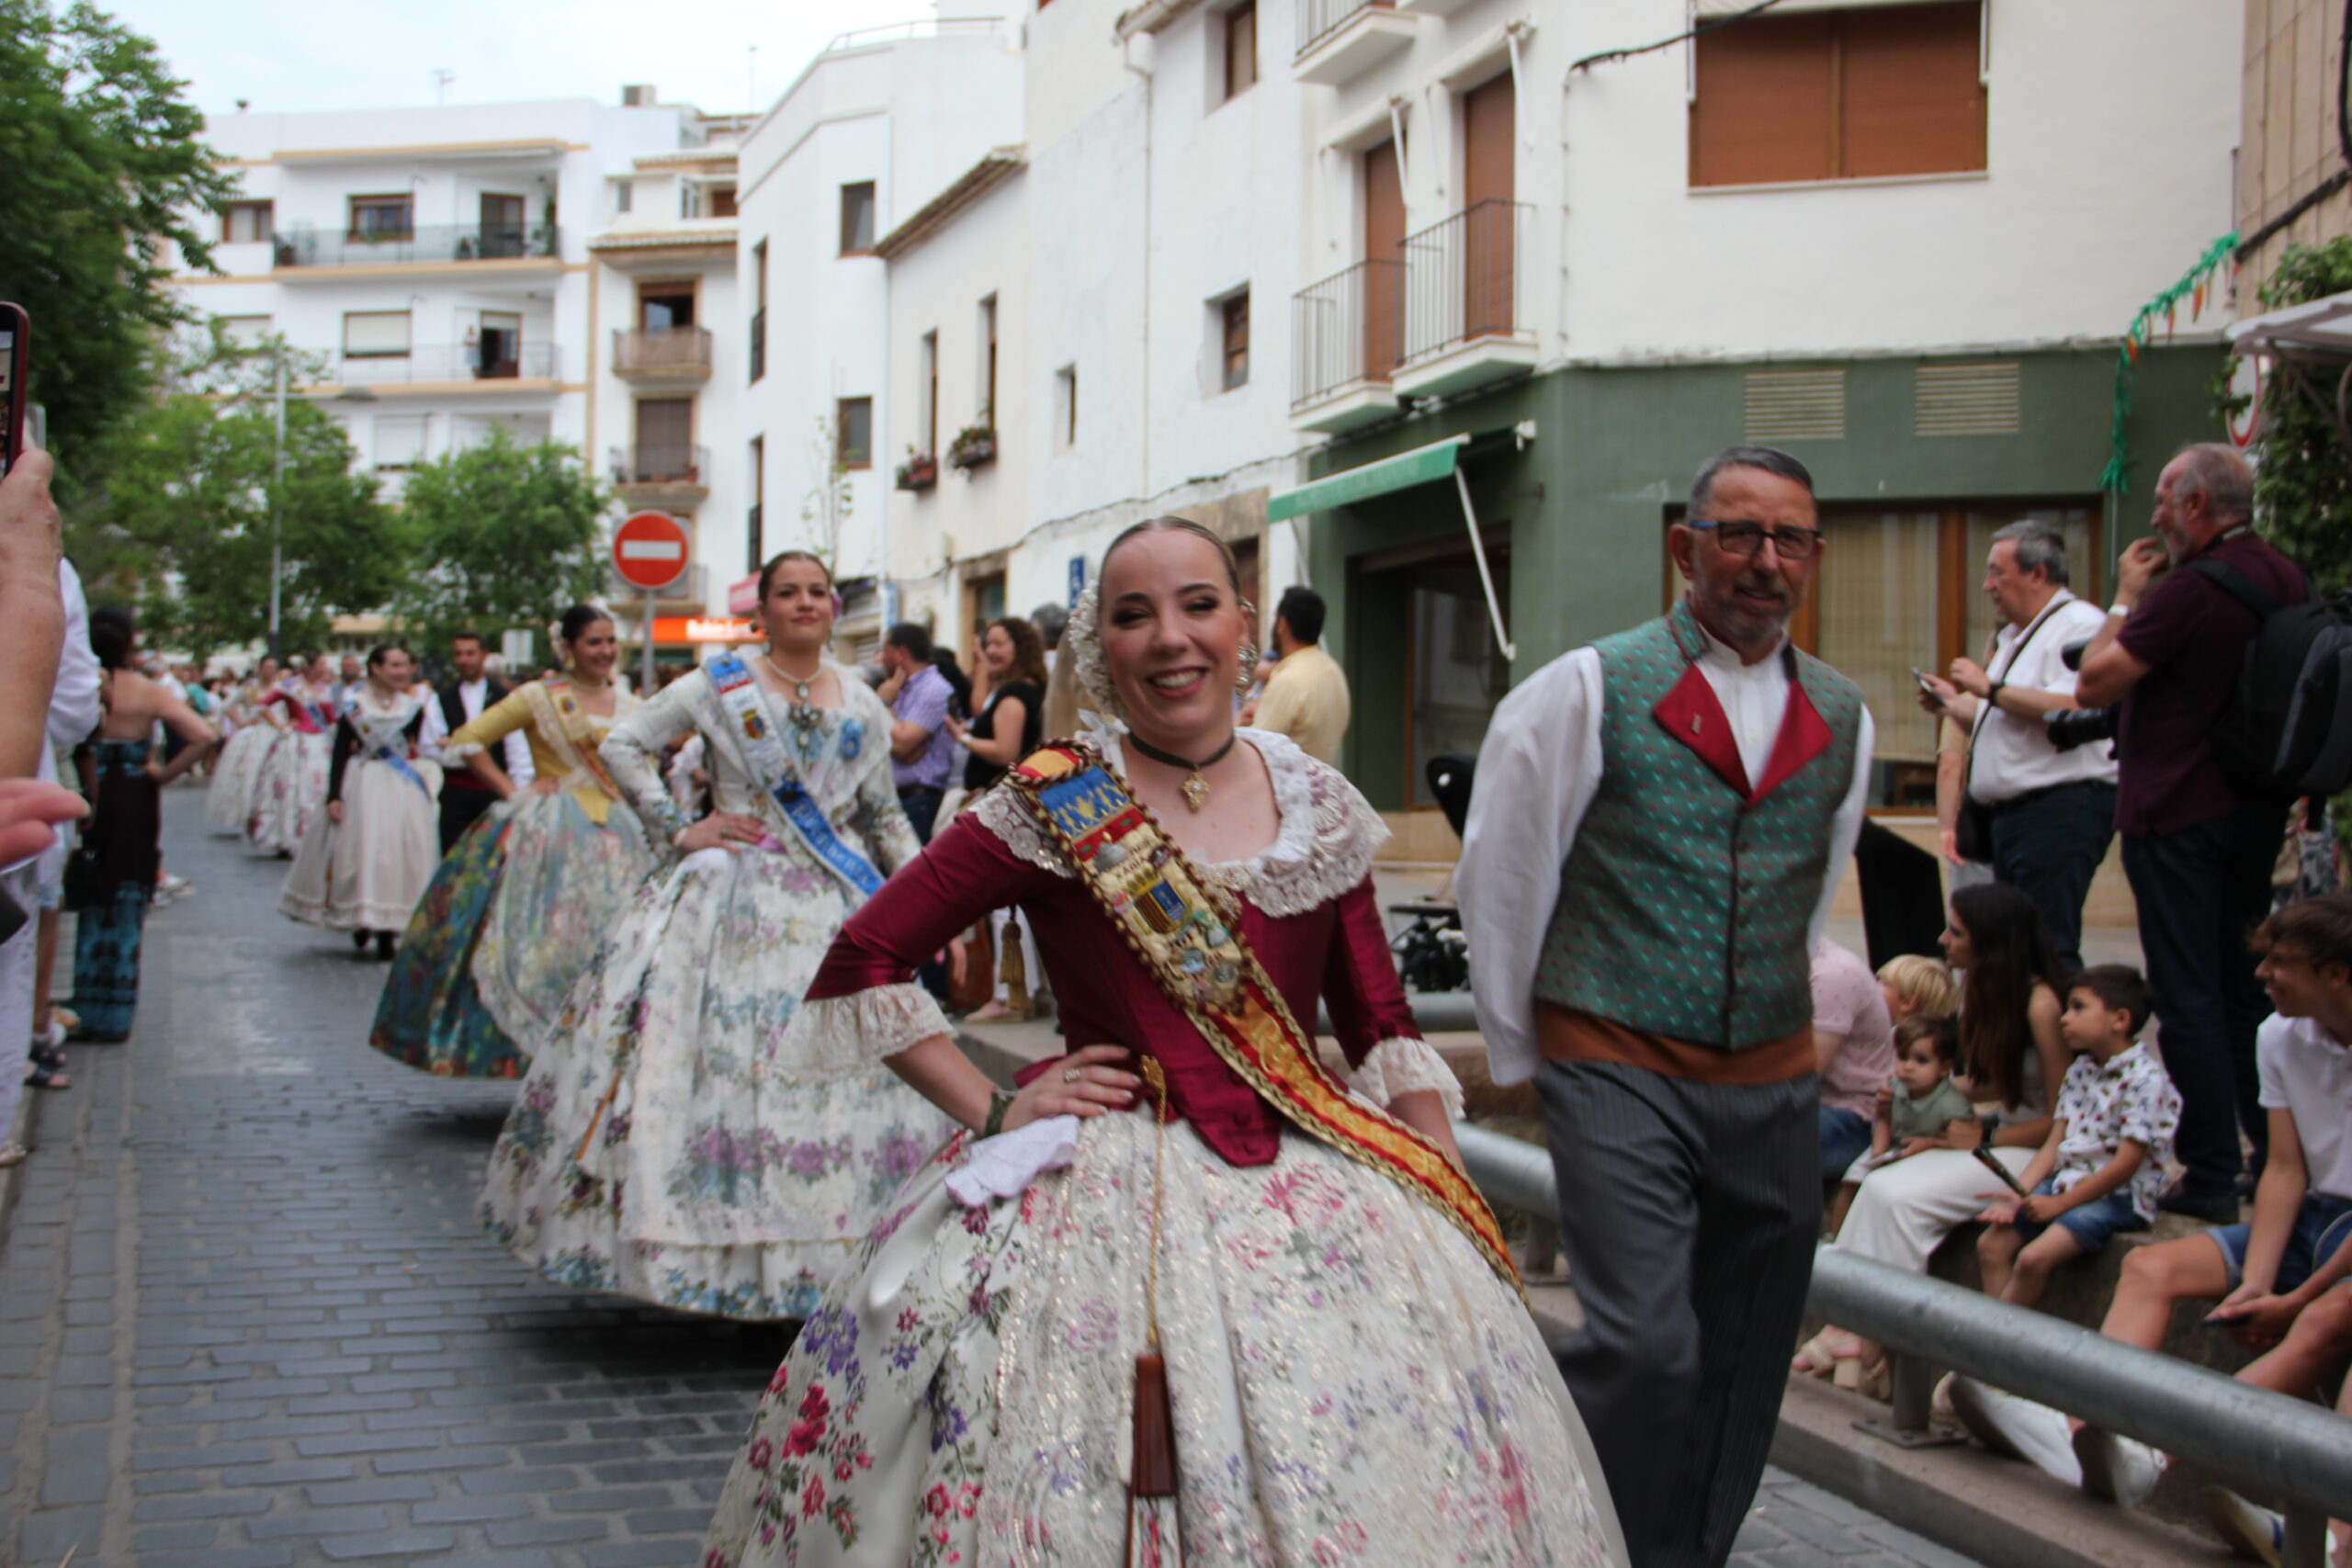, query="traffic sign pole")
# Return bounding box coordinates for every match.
[643,588,657,698]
